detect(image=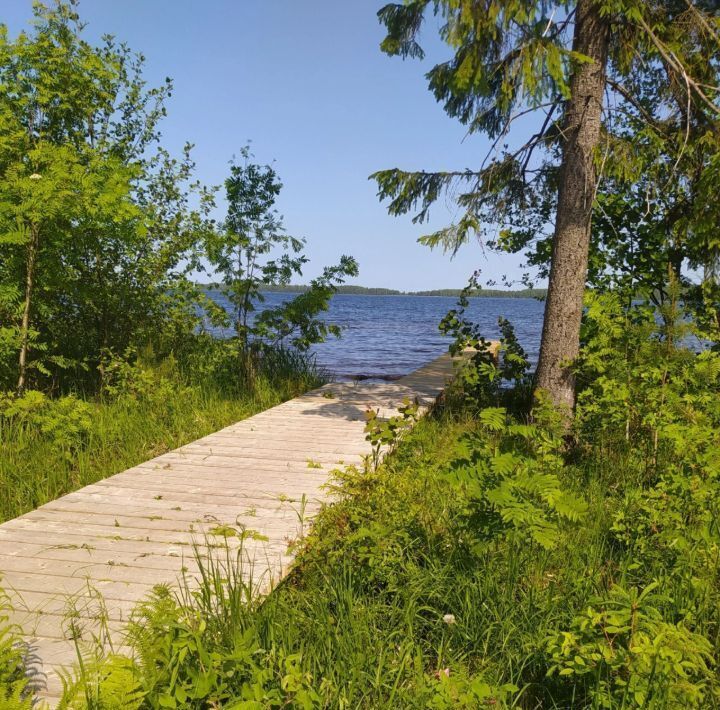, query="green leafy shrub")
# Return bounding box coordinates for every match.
[447,406,587,549]
[427,673,518,709]
[99,349,185,404]
[440,275,532,409]
[547,583,716,708]
[0,389,92,458]
[364,397,419,469]
[576,291,720,462]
